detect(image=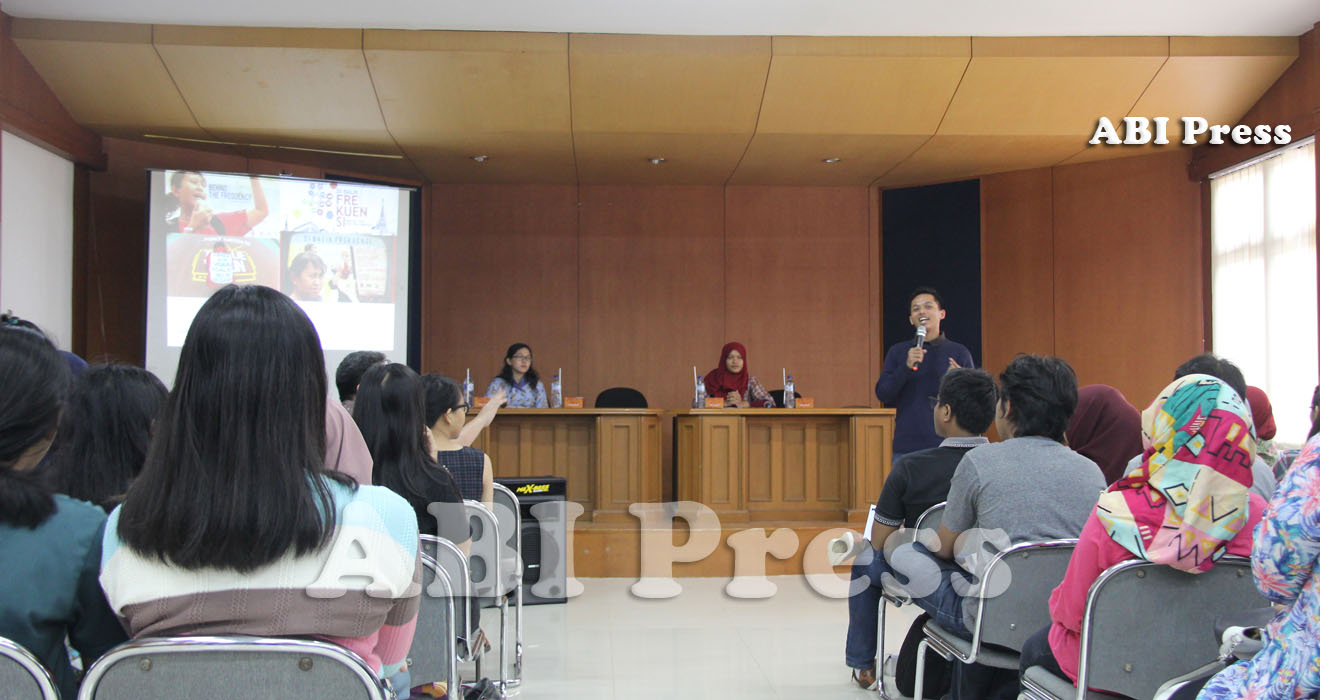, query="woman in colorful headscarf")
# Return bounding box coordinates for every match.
[1067,385,1144,485]
[1018,374,1268,693]
[703,342,774,408]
